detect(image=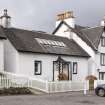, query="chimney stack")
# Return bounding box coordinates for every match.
[56,11,75,28]
[0,9,11,28]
